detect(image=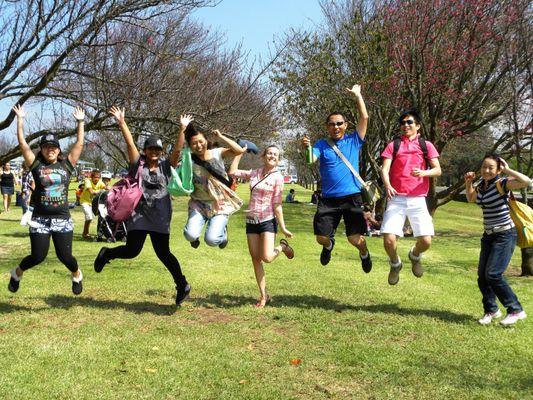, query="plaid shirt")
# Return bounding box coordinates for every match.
[231,167,283,223]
